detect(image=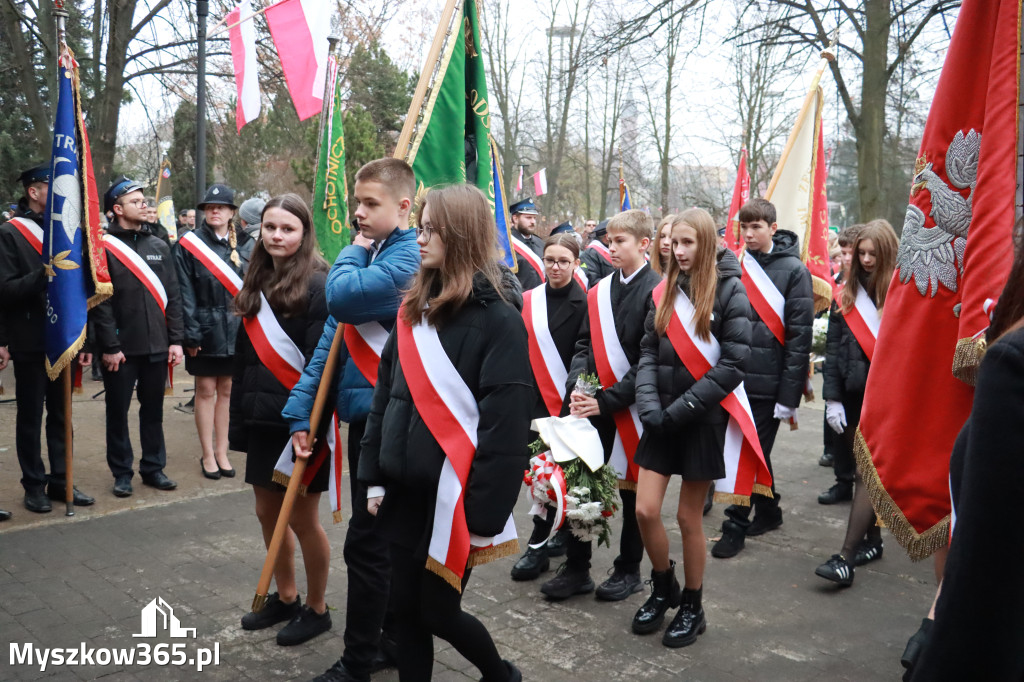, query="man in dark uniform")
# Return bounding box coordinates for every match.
[0,164,95,513]
[90,176,184,497]
[579,219,615,287]
[509,198,544,290]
